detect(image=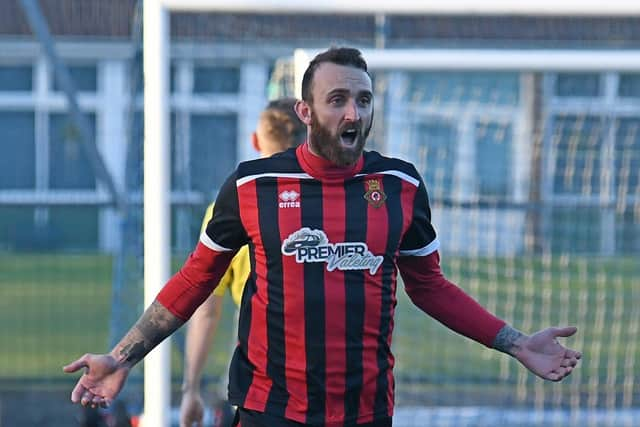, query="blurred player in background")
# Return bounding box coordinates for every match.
[64,47,581,427]
[180,98,306,427]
